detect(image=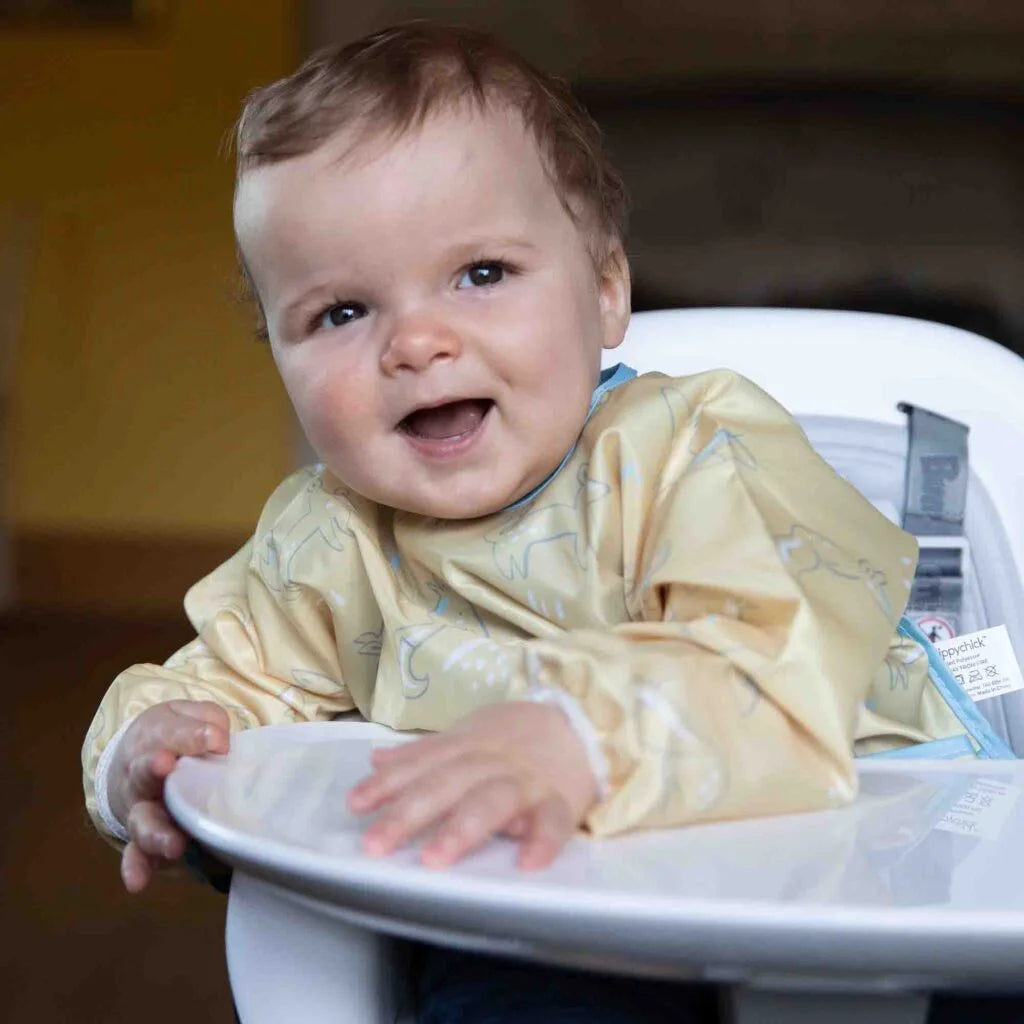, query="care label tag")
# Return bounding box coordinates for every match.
[932,625,1024,703]
[934,777,1021,840]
